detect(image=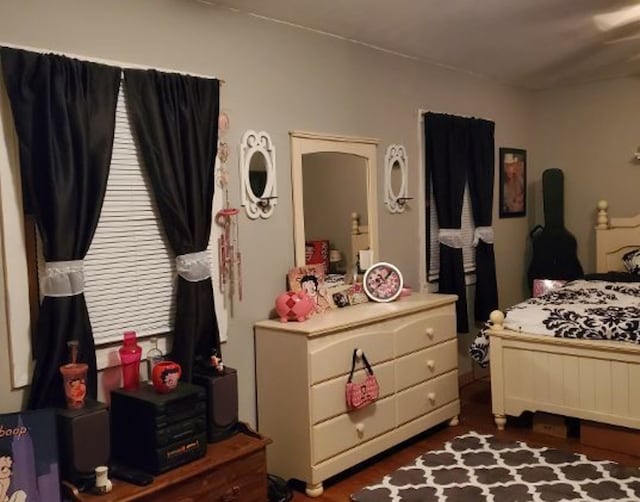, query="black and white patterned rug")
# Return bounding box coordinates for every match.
[351,431,640,501]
